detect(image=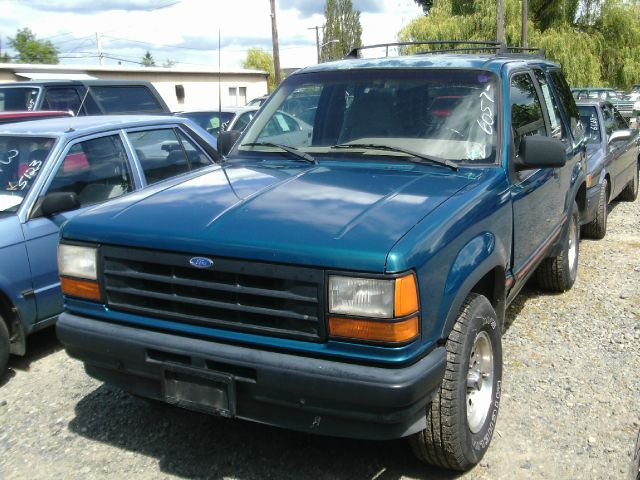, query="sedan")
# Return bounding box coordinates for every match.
[0,115,219,376]
[577,100,639,239]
